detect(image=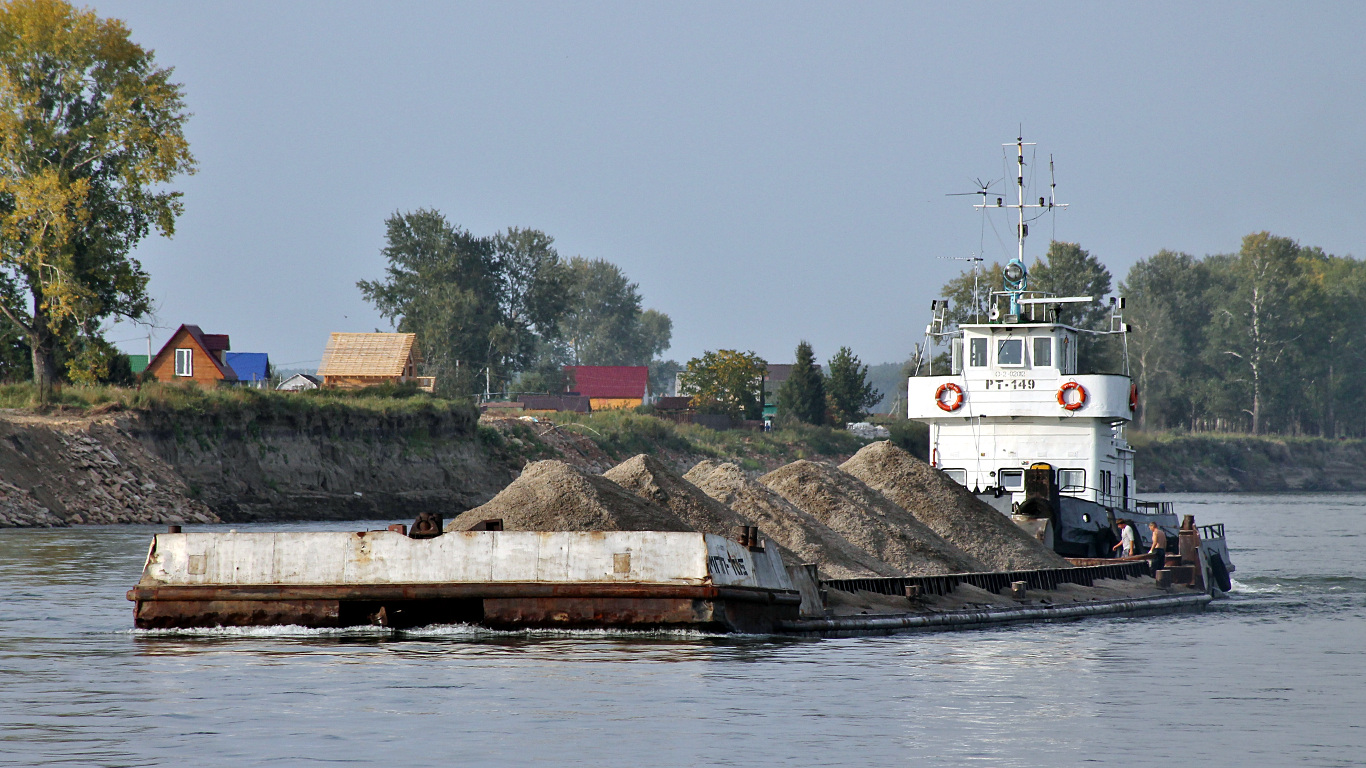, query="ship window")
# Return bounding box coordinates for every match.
[969,337,987,366]
[1059,468,1085,492]
[942,469,967,486]
[997,338,1023,366]
[998,469,1024,491]
[1034,337,1052,367]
